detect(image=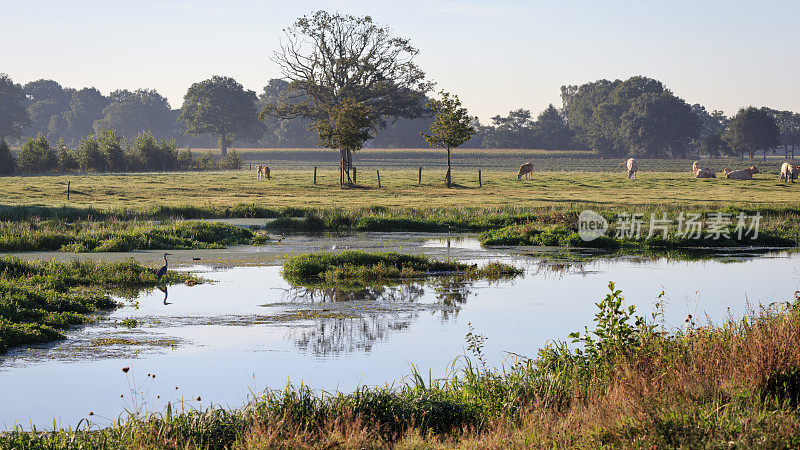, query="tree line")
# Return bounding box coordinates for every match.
[0,131,242,175]
[1,10,799,168]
